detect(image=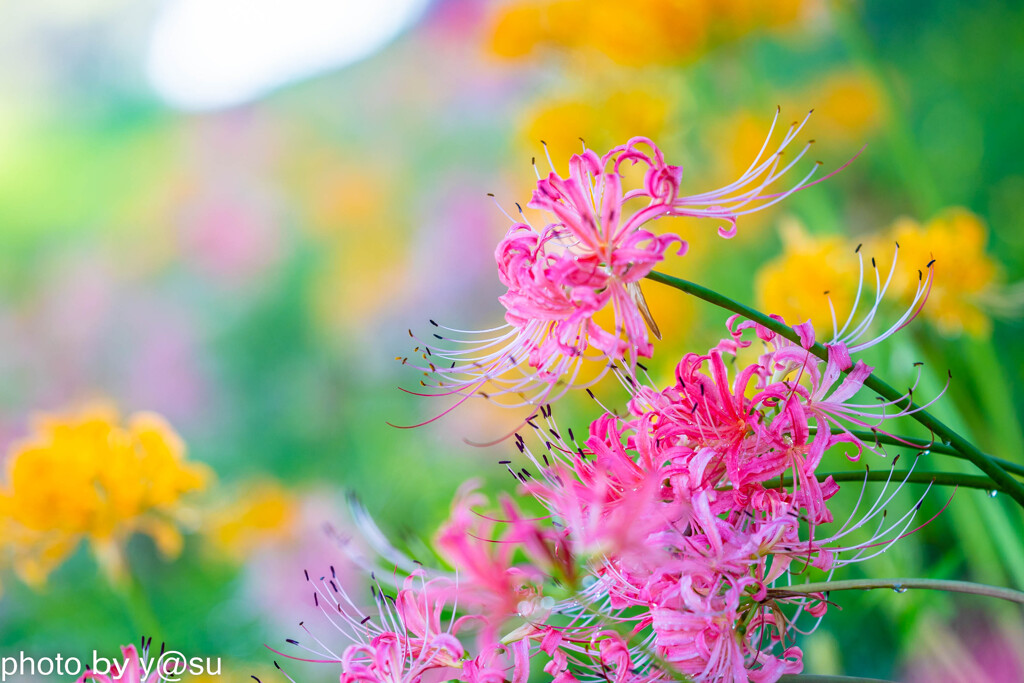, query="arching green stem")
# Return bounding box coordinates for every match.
[778,676,895,683]
[808,427,1024,478]
[644,270,1024,509]
[768,577,1024,605]
[764,470,1002,492]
